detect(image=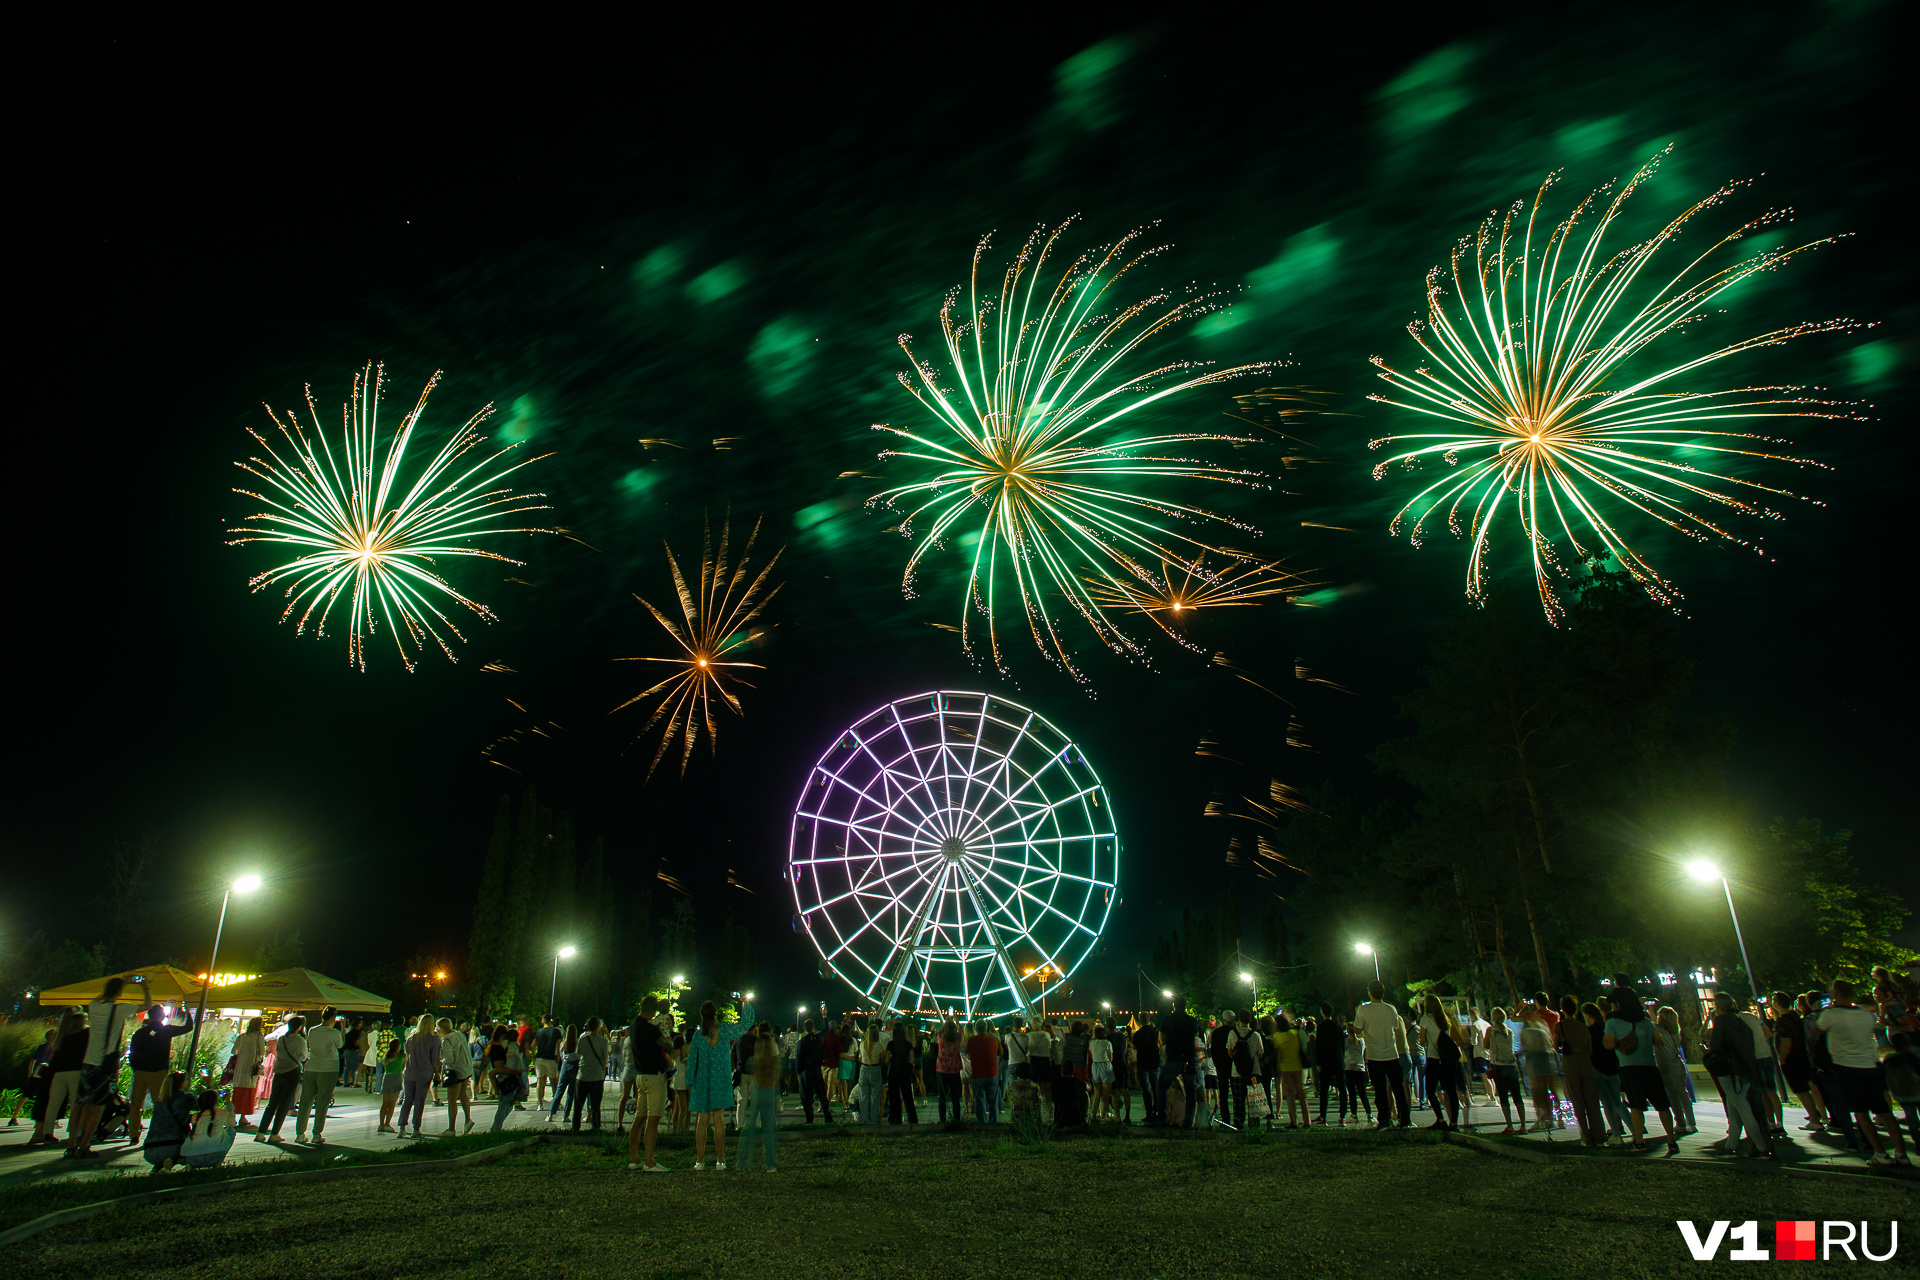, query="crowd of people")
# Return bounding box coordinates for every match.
[11,965,1919,1177]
